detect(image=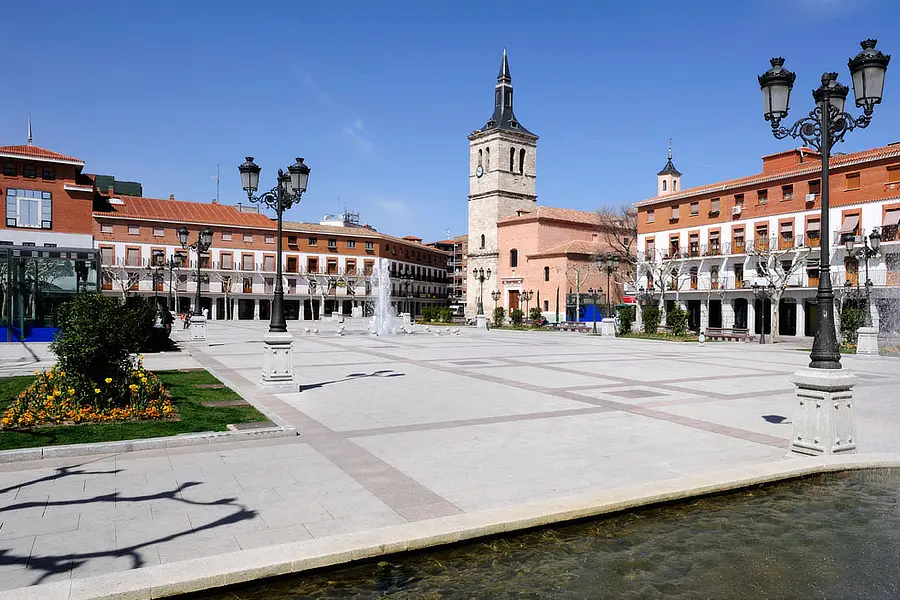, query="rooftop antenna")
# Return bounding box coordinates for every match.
[446,228,451,240]
[27,115,32,145]
[214,164,220,204]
